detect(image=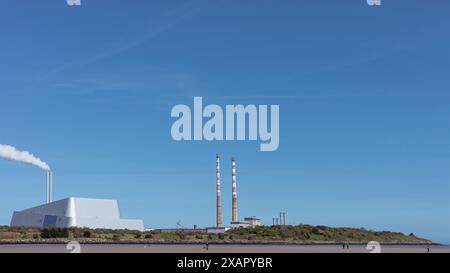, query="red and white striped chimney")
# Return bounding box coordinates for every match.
[231,157,238,223]
[216,154,222,228]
